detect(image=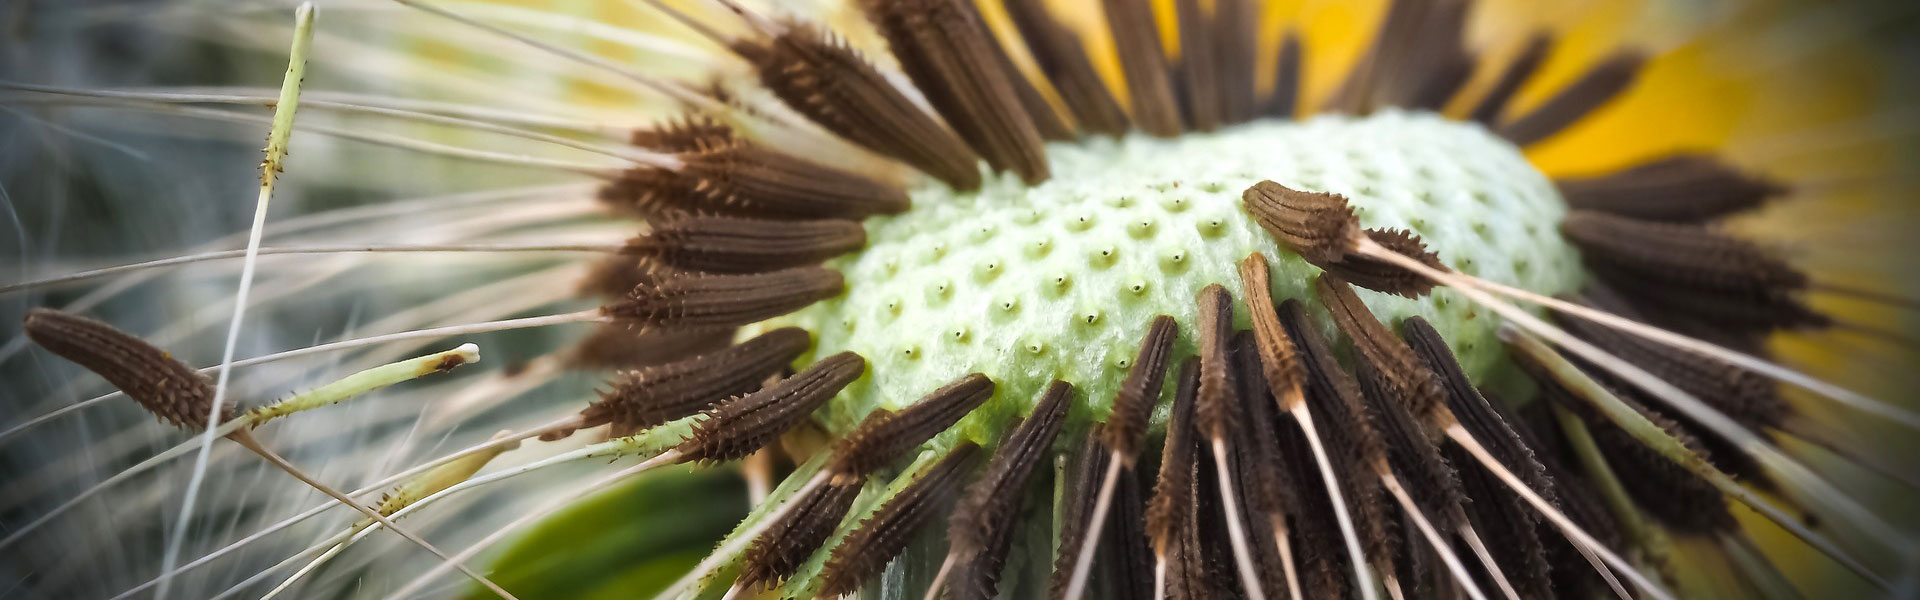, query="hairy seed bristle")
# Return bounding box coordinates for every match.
[947,380,1074,600]
[820,442,982,597]
[1100,0,1182,136]
[861,0,1052,182]
[1242,180,1361,265]
[1314,275,1447,422]
[24,308,225,430]
[734,23,984,189]
[738,479,869,588]
[563,327,812,439]
[1558,154,1787,223]
[1193,285,1237,441]
[1145,359,1201,553]
[829,373,994,479]
[1470,32,1553,124]
[1001,0,1130,136]
[1497,50,1647,146]
[630,215,866,274]
[675,352,865,463]
[1104,316,1179,462]
[606,267,844,330]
